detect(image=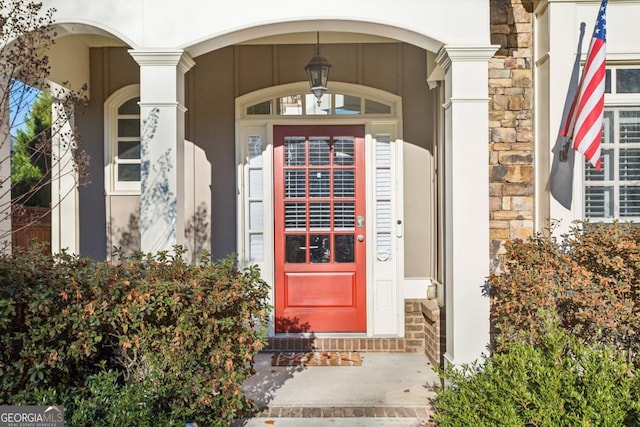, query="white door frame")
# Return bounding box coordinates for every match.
[235,82,404,337]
